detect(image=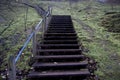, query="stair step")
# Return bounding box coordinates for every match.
[33,62,88,70]
[48,28,74,31]
[44,36,77,38]
[44,36,77,40]
[40,44,80,49]
[38,49,82,55]
[50,22,72,24]
[49,26,73,28]
[34,55,85,60]
[43,40,78,44]
[47,29,74,31]
[44,33,77,36]
[50,24,73,26]
[35,55,85,62]
[50,21,72,23]
[38,49,81,53]
[33,61,88,68]
[47,31,75,33]
[28,69,90,78]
